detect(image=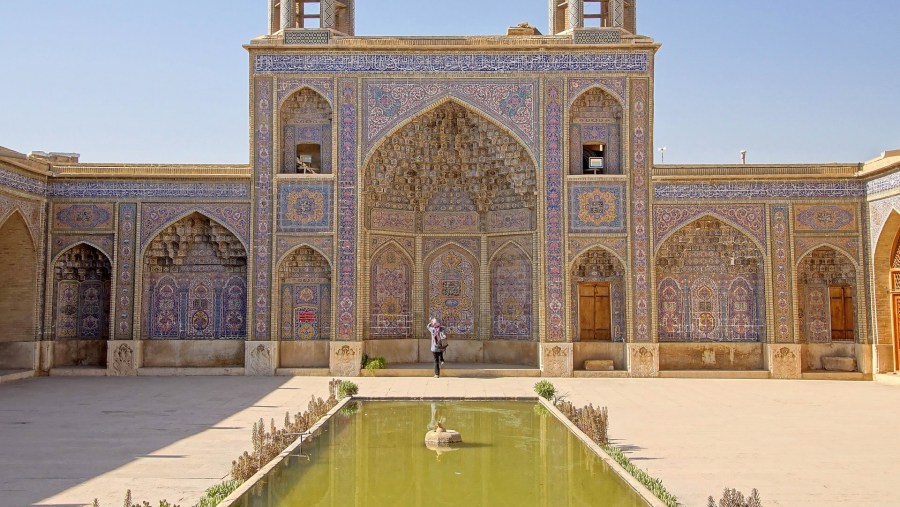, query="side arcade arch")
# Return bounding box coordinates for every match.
[0,211,38,369]
[653,216,769,372]
[139,212,248,368]
[50,243,112,368]
[872,209,900,372]
[276,245,332,369]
